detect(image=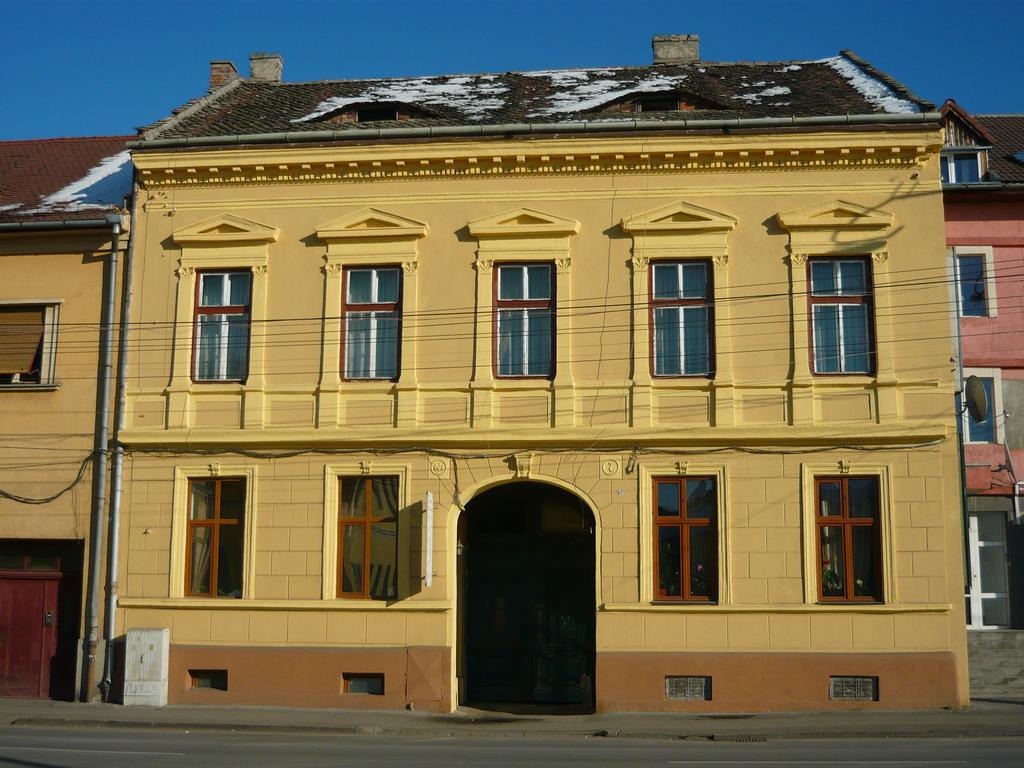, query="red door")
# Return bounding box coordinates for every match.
[0,574,59,697]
